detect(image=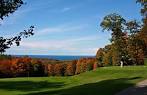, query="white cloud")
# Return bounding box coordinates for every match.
[6,35,100,55]
[21,35,100,50]
[36,24,88,35]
